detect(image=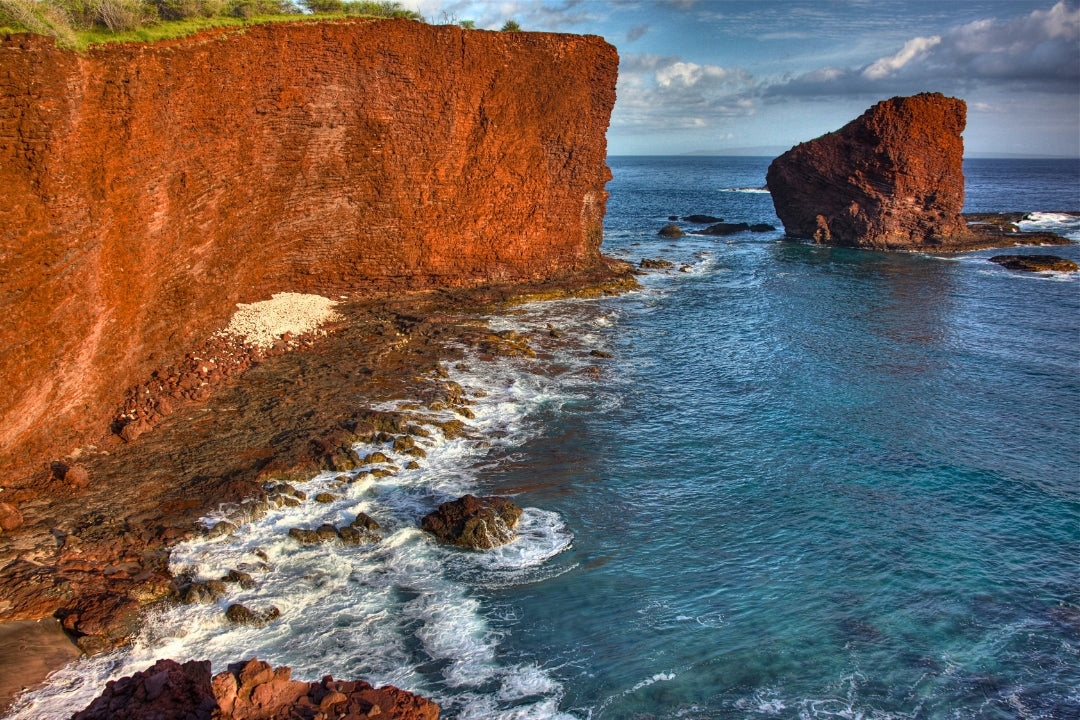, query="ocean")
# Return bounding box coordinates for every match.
[9,157,1080,720]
